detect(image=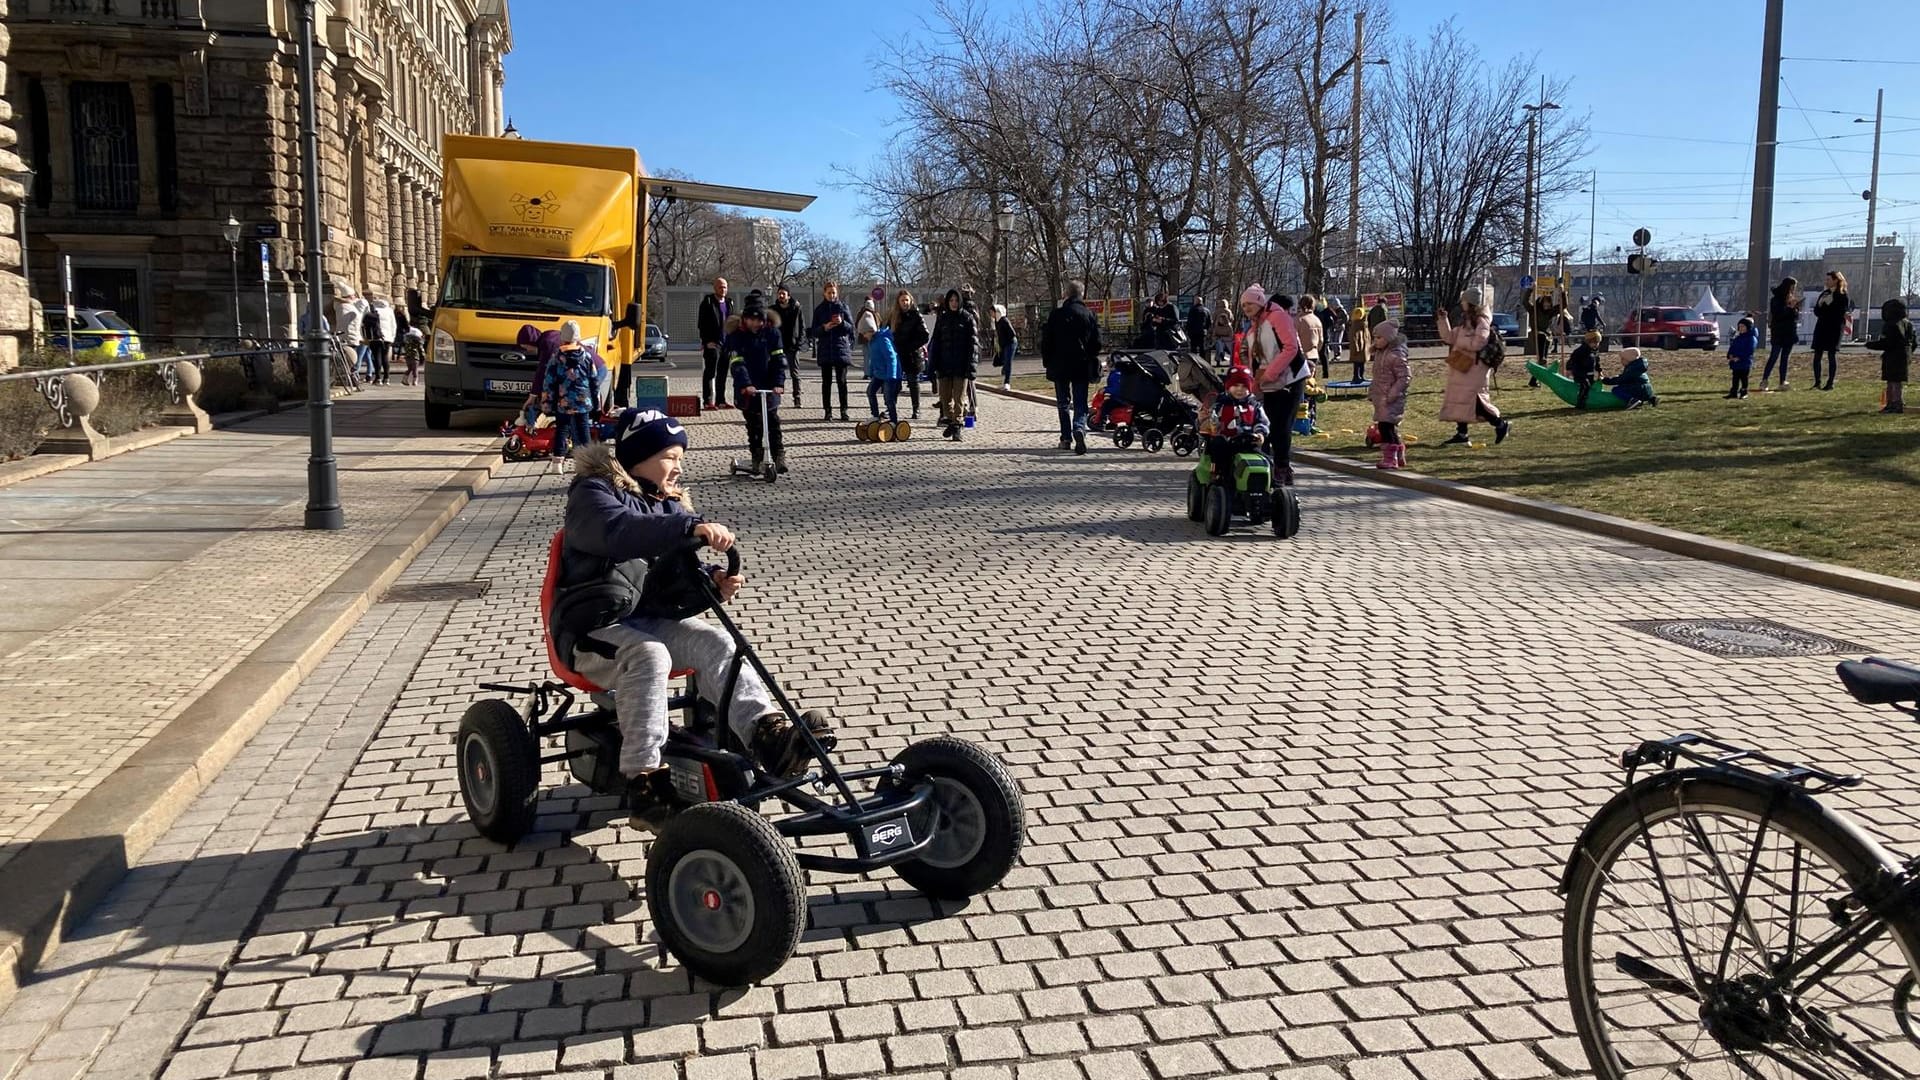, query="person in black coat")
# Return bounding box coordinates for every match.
[808,282,855,421]
[770,285,806,411]
[1041,280,1102,454]
[888,290,931,420]
[697,277,733,408]
[1762,276,1800,391]
[993,304,1017,389]
[931,289,978,439]
[1184,298,1210,357]
[1142,291,1180,349]
[1809,270,1849,391]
